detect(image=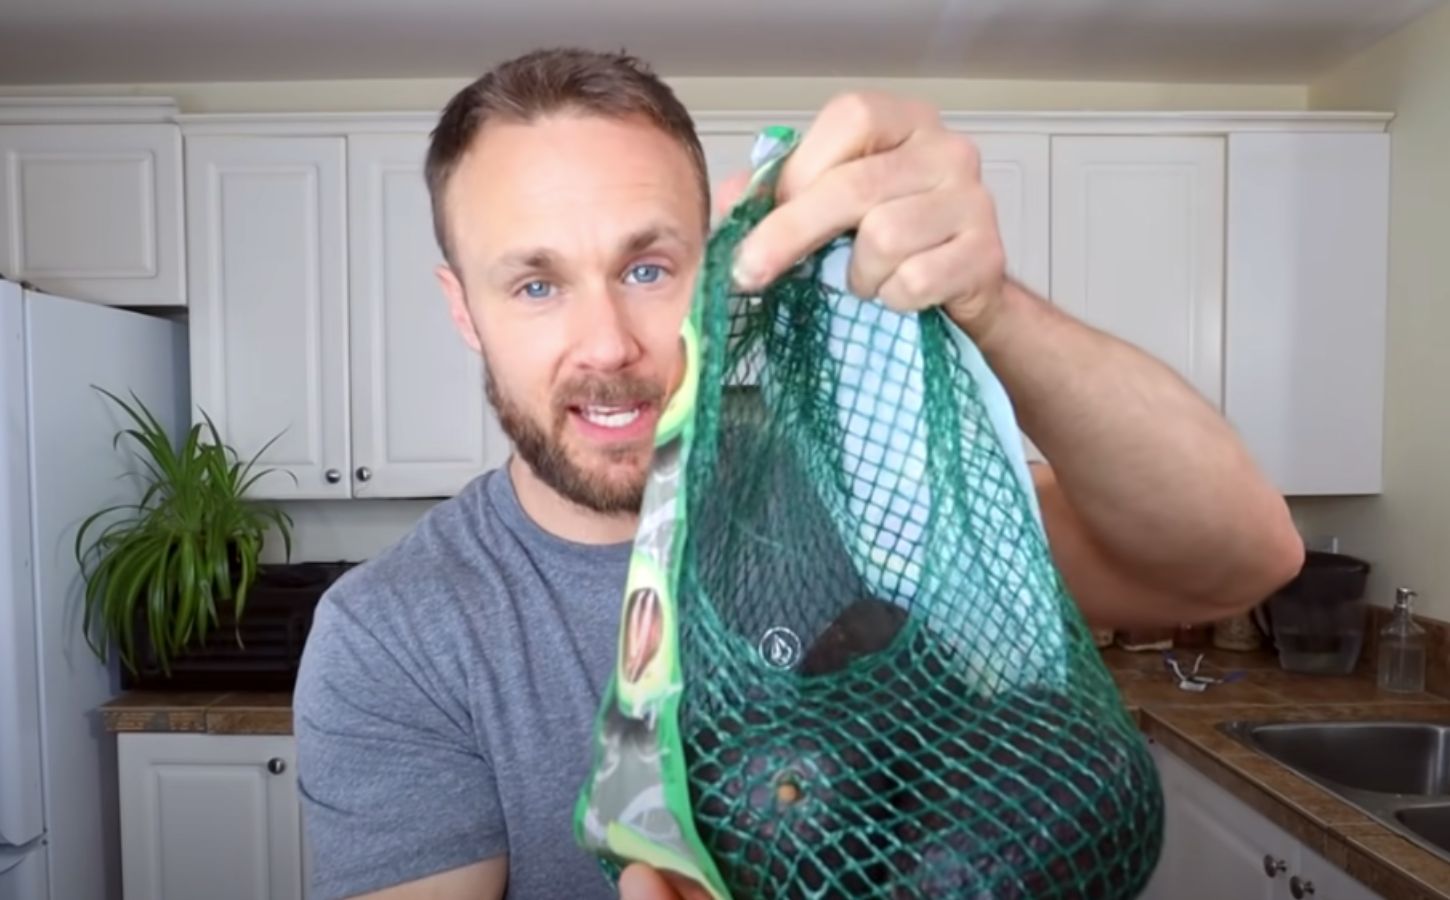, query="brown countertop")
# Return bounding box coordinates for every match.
[101,690,293,735]
[100,647,1450,898]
